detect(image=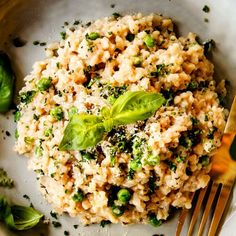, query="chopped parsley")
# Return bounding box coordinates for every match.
[202,5,210,13]
[20,90,36,104]
[60,32,67,40]
[112,12,121,20]
[50,211,58,219]
[0,168,14,188]
[100,220,111,227]
[52,221,62,228]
